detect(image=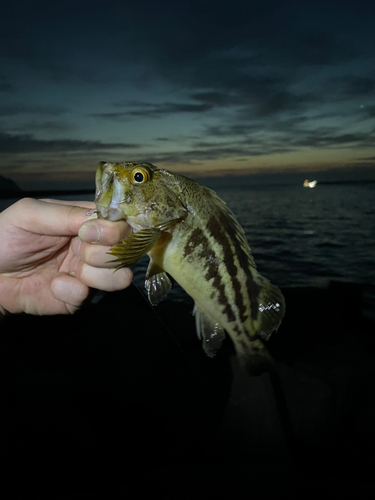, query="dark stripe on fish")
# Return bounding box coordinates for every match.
[183,226,237,323]
[207,213,261,323]
[206,215,248,324]
[212,273,236,323]
[183,227,207,259]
